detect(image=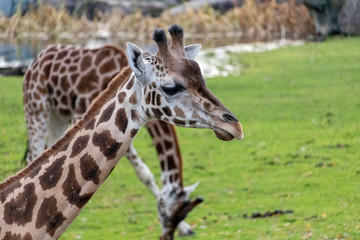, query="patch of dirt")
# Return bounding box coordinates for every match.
[243,209,294,219]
